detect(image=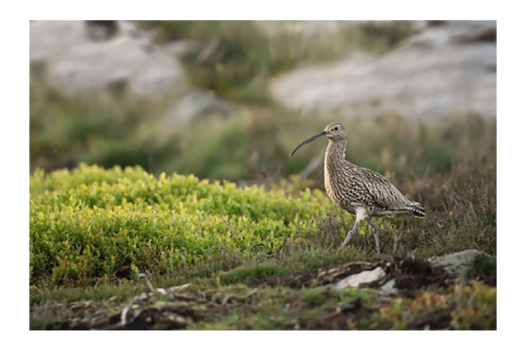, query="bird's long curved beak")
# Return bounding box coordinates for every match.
[290,131,327,156]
